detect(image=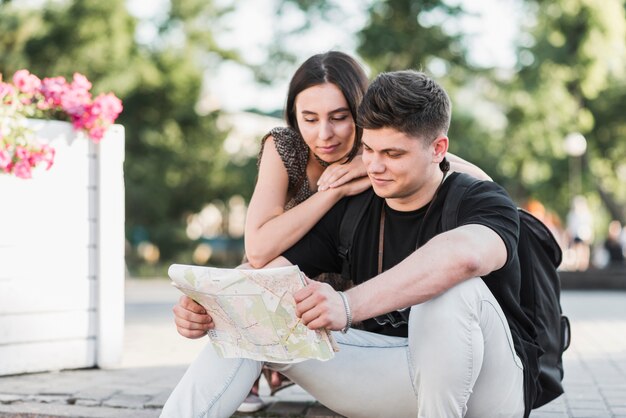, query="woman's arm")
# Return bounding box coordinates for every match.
[245,136,358,268]
[447,152,492,181]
